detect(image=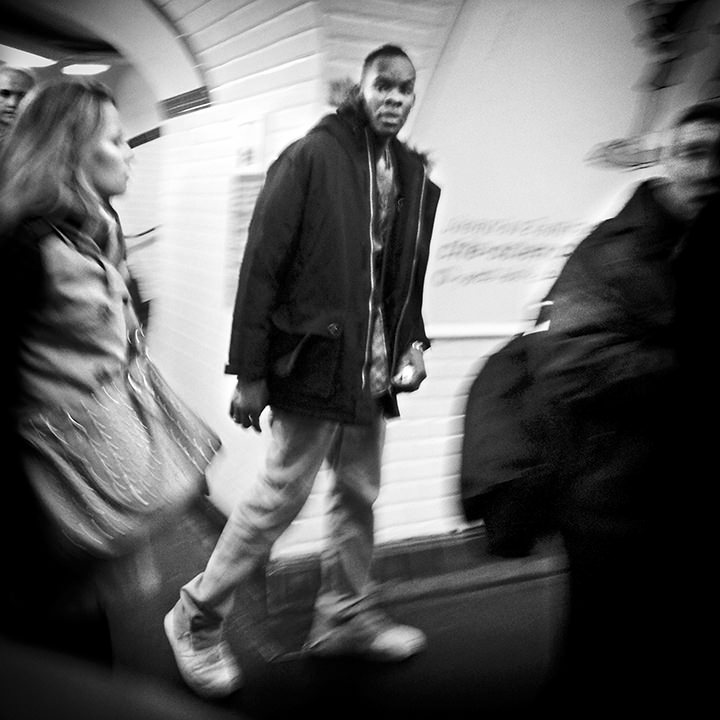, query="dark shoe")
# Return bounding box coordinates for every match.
[163,601,243,698]
[304,609,427,661]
